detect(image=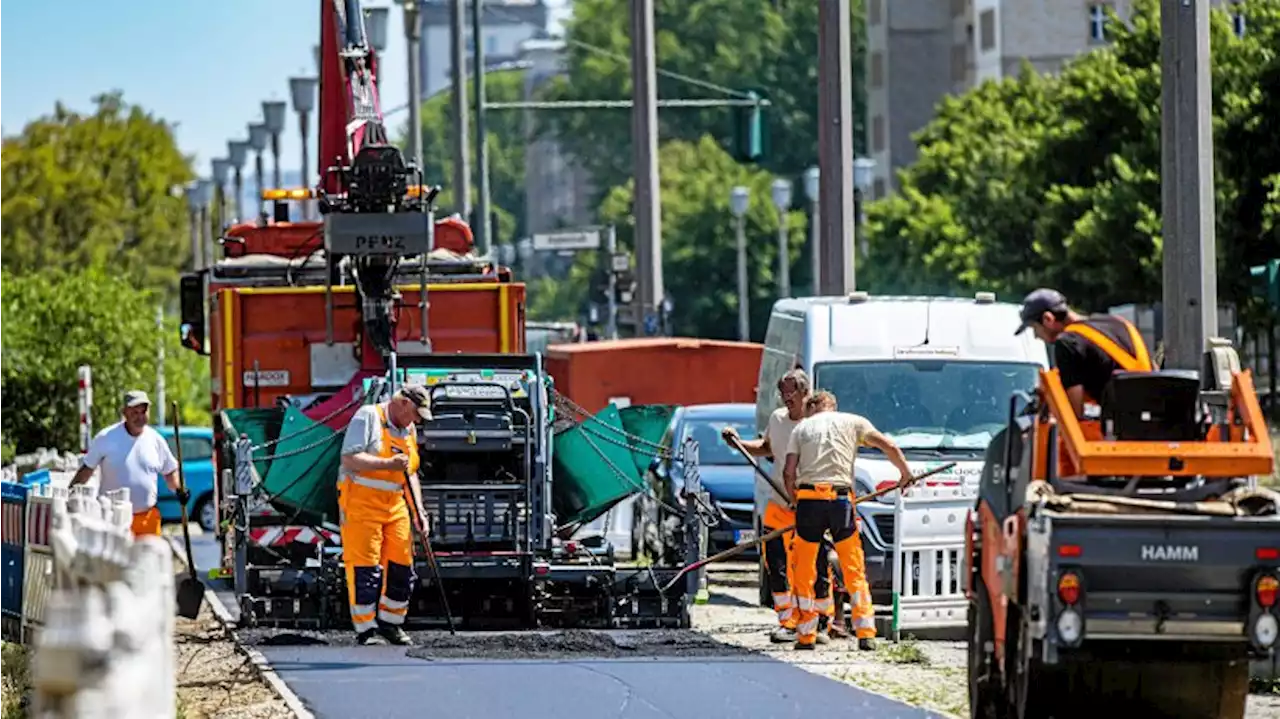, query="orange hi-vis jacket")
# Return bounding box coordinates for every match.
[1060,317,1154,404]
